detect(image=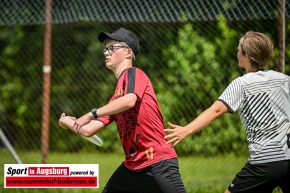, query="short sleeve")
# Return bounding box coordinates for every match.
[218,78,244,113]
[96,115,115,127]
[126,68,148,100]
